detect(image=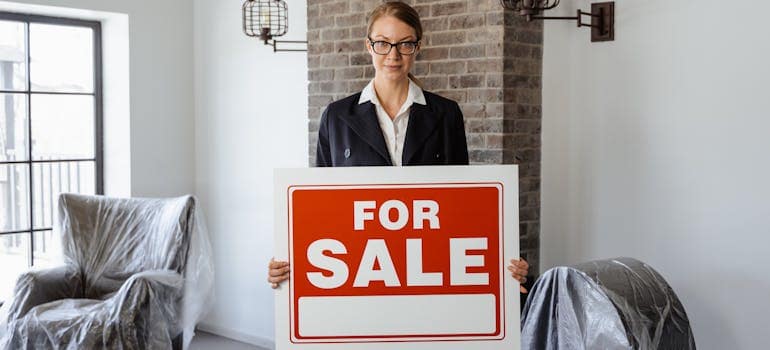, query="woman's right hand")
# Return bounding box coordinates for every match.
[268,258,290,289]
